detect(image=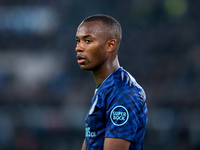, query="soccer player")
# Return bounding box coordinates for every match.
[75,14,148,150]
